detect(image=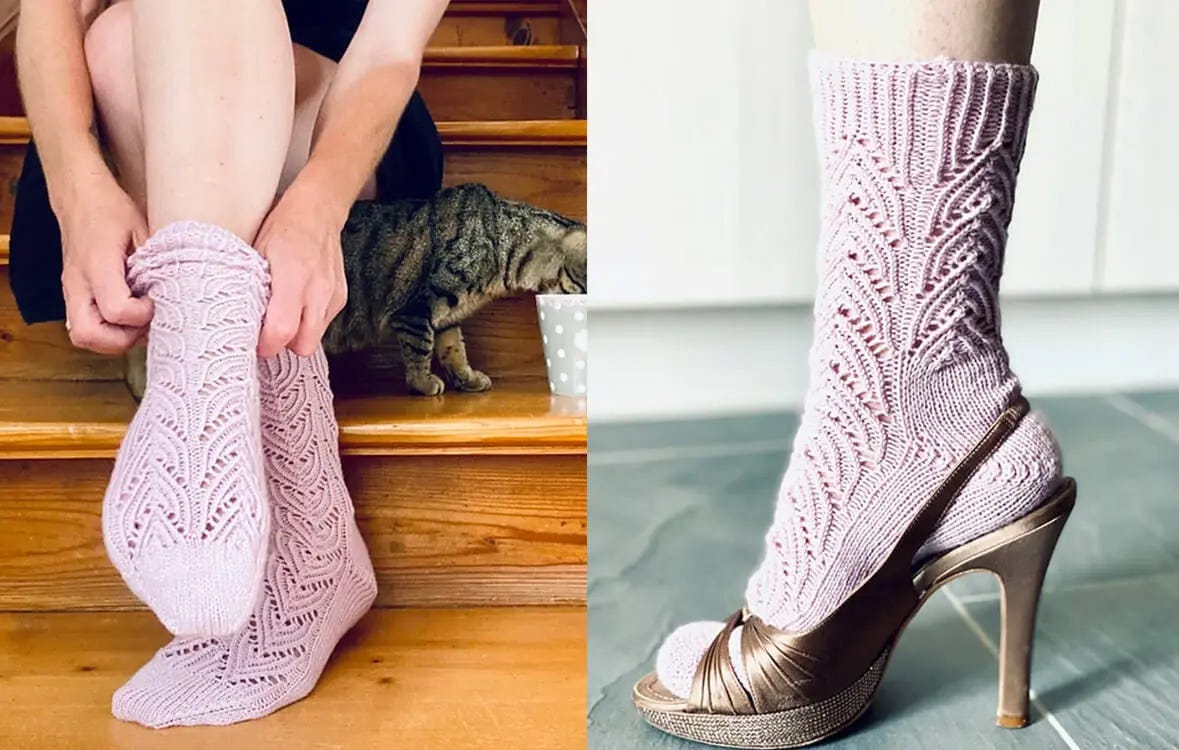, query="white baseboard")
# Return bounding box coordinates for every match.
[589,294,1179,422]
